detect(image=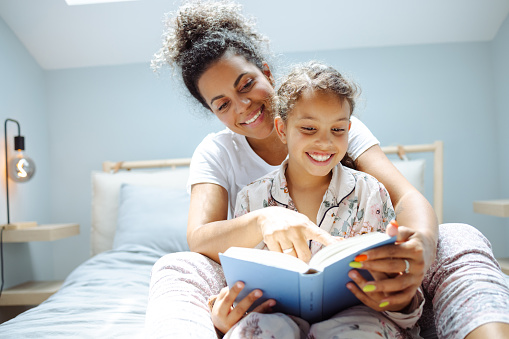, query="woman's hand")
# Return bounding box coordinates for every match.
[210,281,275,335]
[256,206,337,263]
[347,224,426,311]
[346,270,409,312]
